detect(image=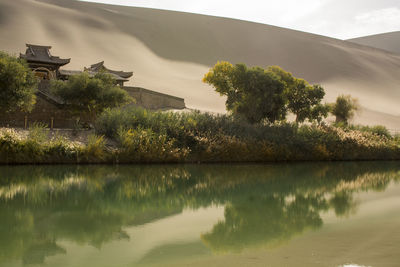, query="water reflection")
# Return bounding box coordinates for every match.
[0,162,398,265]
